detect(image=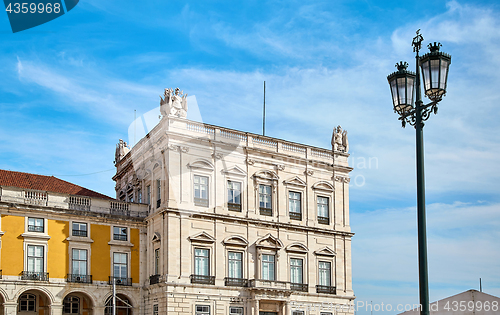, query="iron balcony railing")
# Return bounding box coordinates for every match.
[260,207,272,216]
[0,269,2,279]
[194,198,209,207]
[318,216,330,225]
[228,203,242,212]
[21,271,49,281]
[291,283,308,292]
[27,225,44,232]
[190,274,215,285]
[113,234,127,241]
[72,230,87,237]
[108,276,132,286]
[316,285,336,294]
[149,274,161,285]
[289,212,302,221]
[67,274,92,284]
[224,277,248,287]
